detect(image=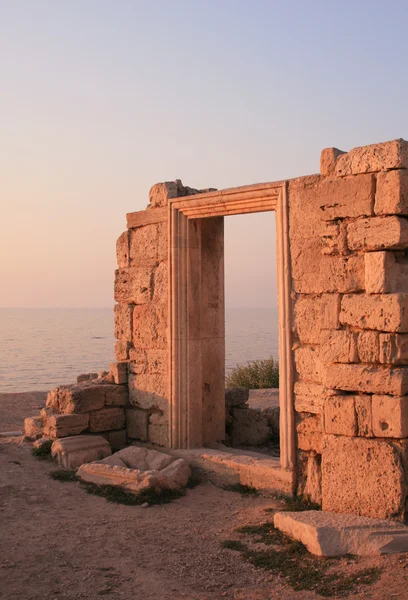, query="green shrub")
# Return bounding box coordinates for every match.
[226,356,279,389]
